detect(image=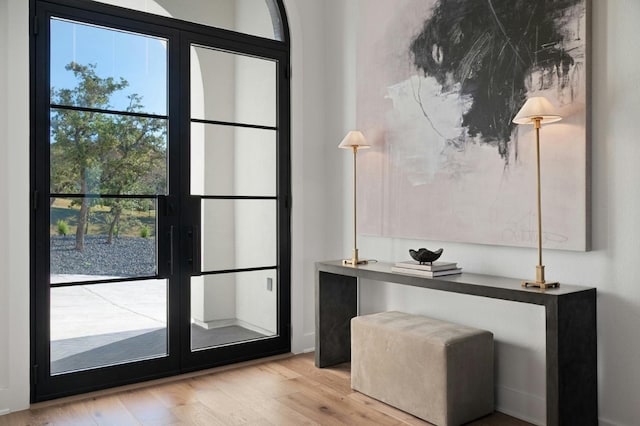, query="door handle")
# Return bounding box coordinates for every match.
[168,225,174,276]
[186,226,201,275]
[156,195,174,279]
